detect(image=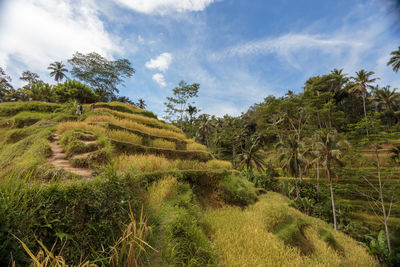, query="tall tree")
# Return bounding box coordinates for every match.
[48,61,68,83]
[20,71,41,88]
[373,85,399,114]
[0,67,13,101]
[277,135,308,198]
[164,80,199,129]
[350,70,379,134]
[136,99,146,109]
[186,105,200,125]
[68,52,135,101]
[387,46,400,72]
[314,130,349,230]
[238,135,266,180]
